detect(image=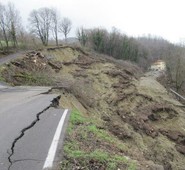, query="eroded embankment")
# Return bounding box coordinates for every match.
[1,46,185,169]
